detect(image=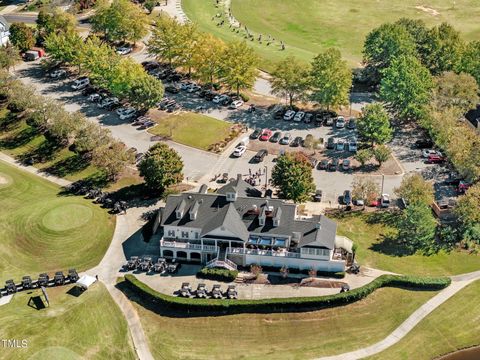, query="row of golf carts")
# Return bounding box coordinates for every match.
[124,256,181,274]
[178,283,238,299]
